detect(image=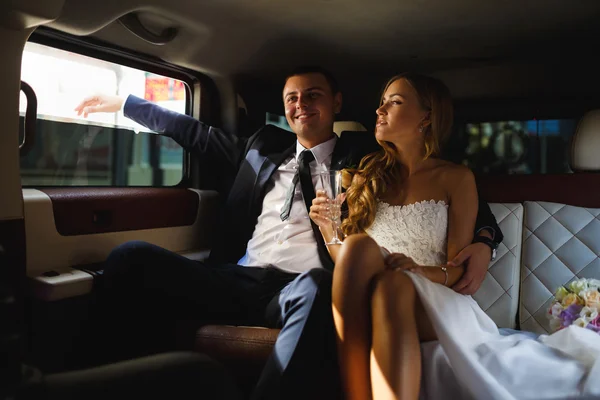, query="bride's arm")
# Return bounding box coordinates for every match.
[378,168,478,287]
[309,191,343,262]
[440,166,479,286]
[404,167,479,286]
